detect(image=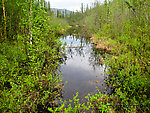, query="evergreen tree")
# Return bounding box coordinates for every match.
[48,1,51,14]
[62,10,65,18]
[57,9,60,18]
[81,3,84,13]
